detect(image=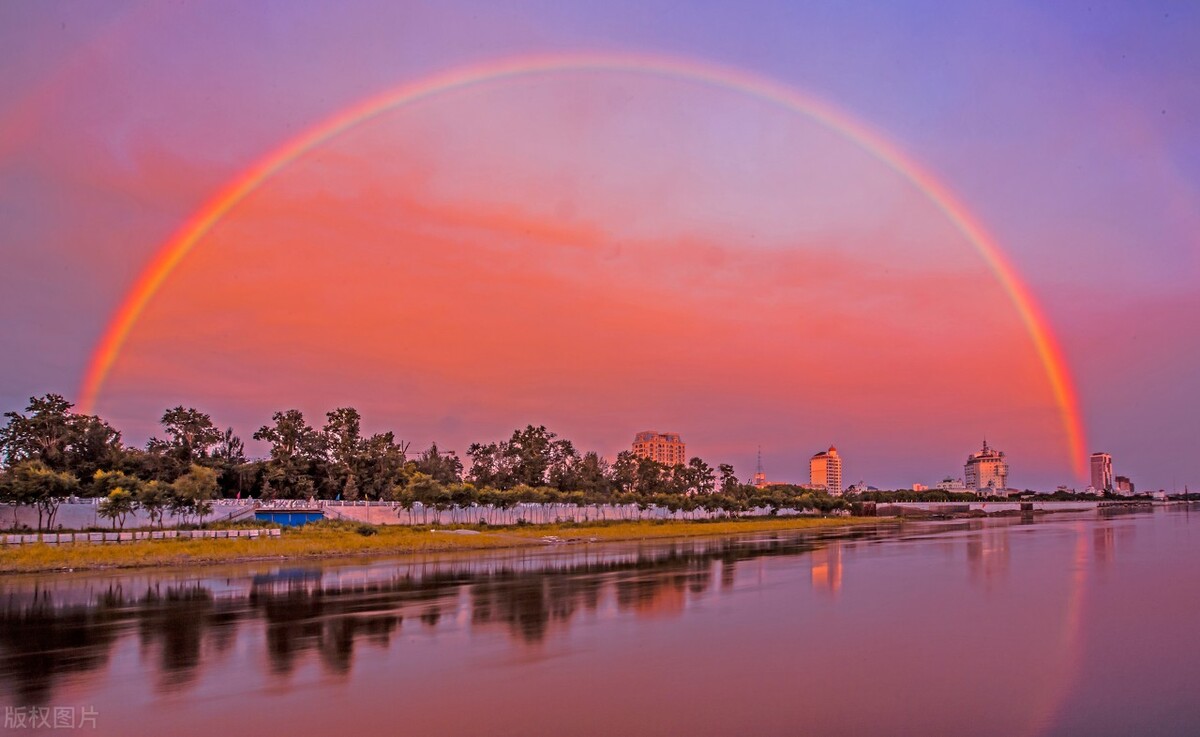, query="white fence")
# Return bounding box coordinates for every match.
[2,528,282,546]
